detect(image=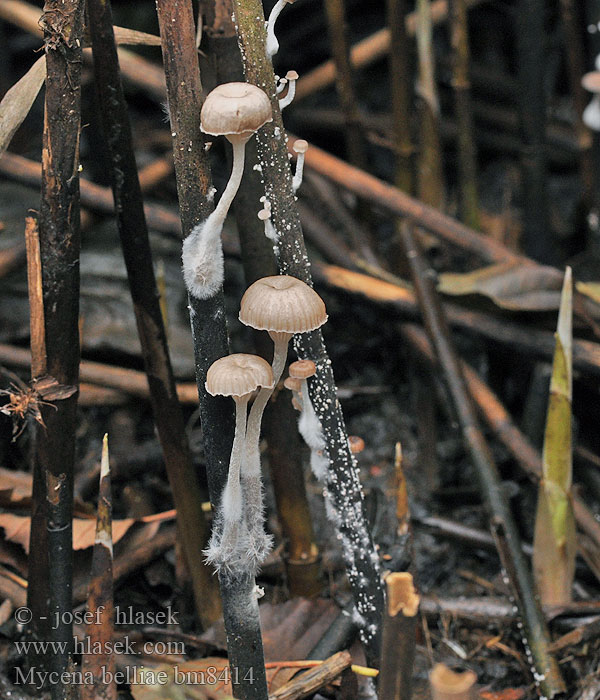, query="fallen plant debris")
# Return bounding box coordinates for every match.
[1,0,600,698]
